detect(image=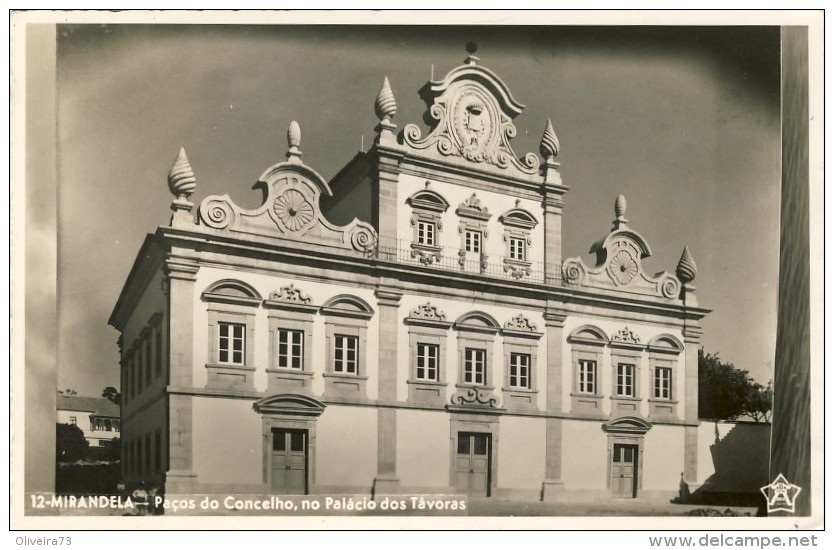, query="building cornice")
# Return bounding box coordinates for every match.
[152,225,709,325]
